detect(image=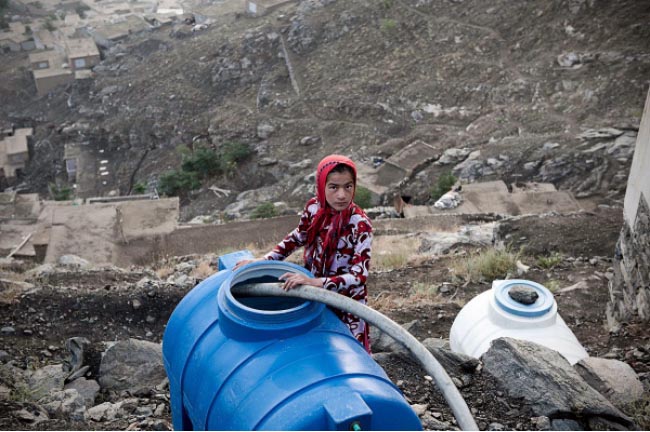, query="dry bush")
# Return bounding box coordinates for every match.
[191,259,215,280]
[372,235,422,271]
[450,247,519,283]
